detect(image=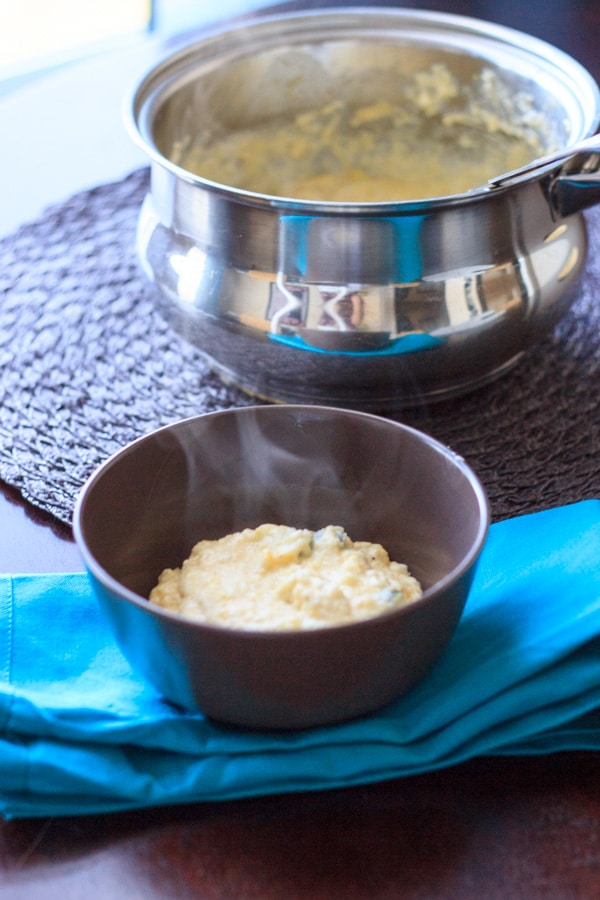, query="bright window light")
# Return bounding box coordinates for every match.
[0,1,152,78]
